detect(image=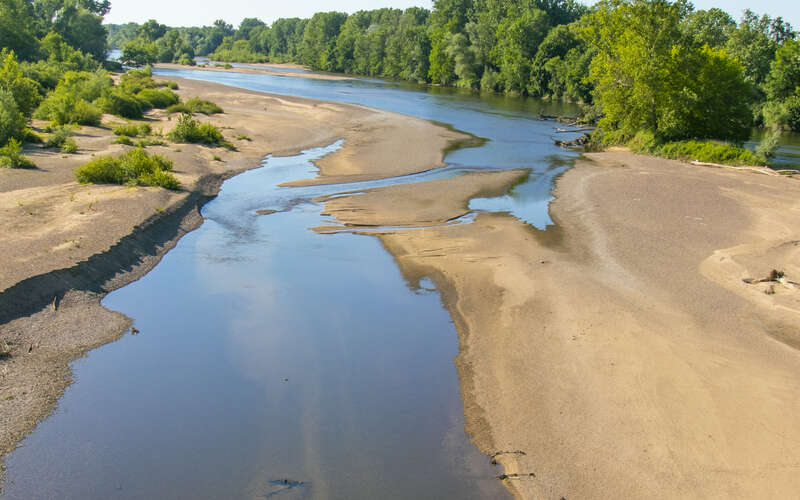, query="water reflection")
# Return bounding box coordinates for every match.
[1,144,508,499]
